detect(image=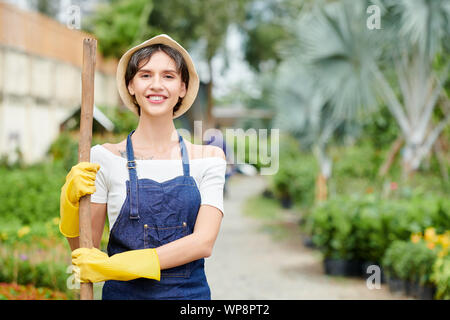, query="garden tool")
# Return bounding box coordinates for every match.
[78,37,97,300]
